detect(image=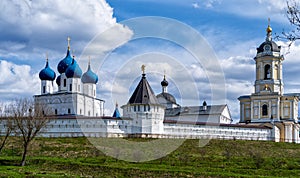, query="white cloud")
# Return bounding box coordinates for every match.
[0,0,132,62]
[192,2,200,9]
[0,60,40,100]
